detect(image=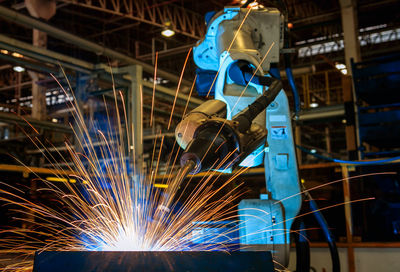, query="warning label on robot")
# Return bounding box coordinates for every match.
[271,126,288,140]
